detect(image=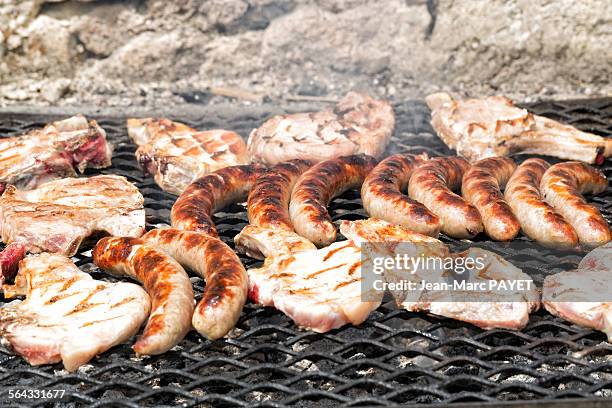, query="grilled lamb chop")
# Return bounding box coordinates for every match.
[0,175,145,256]
[426,93,612,164]
[247,92,395,165]
[342,219,539,330]
[543,243,612,339]
[127,118,248,195]
[0,253,150,372]
[0,115,112,193]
